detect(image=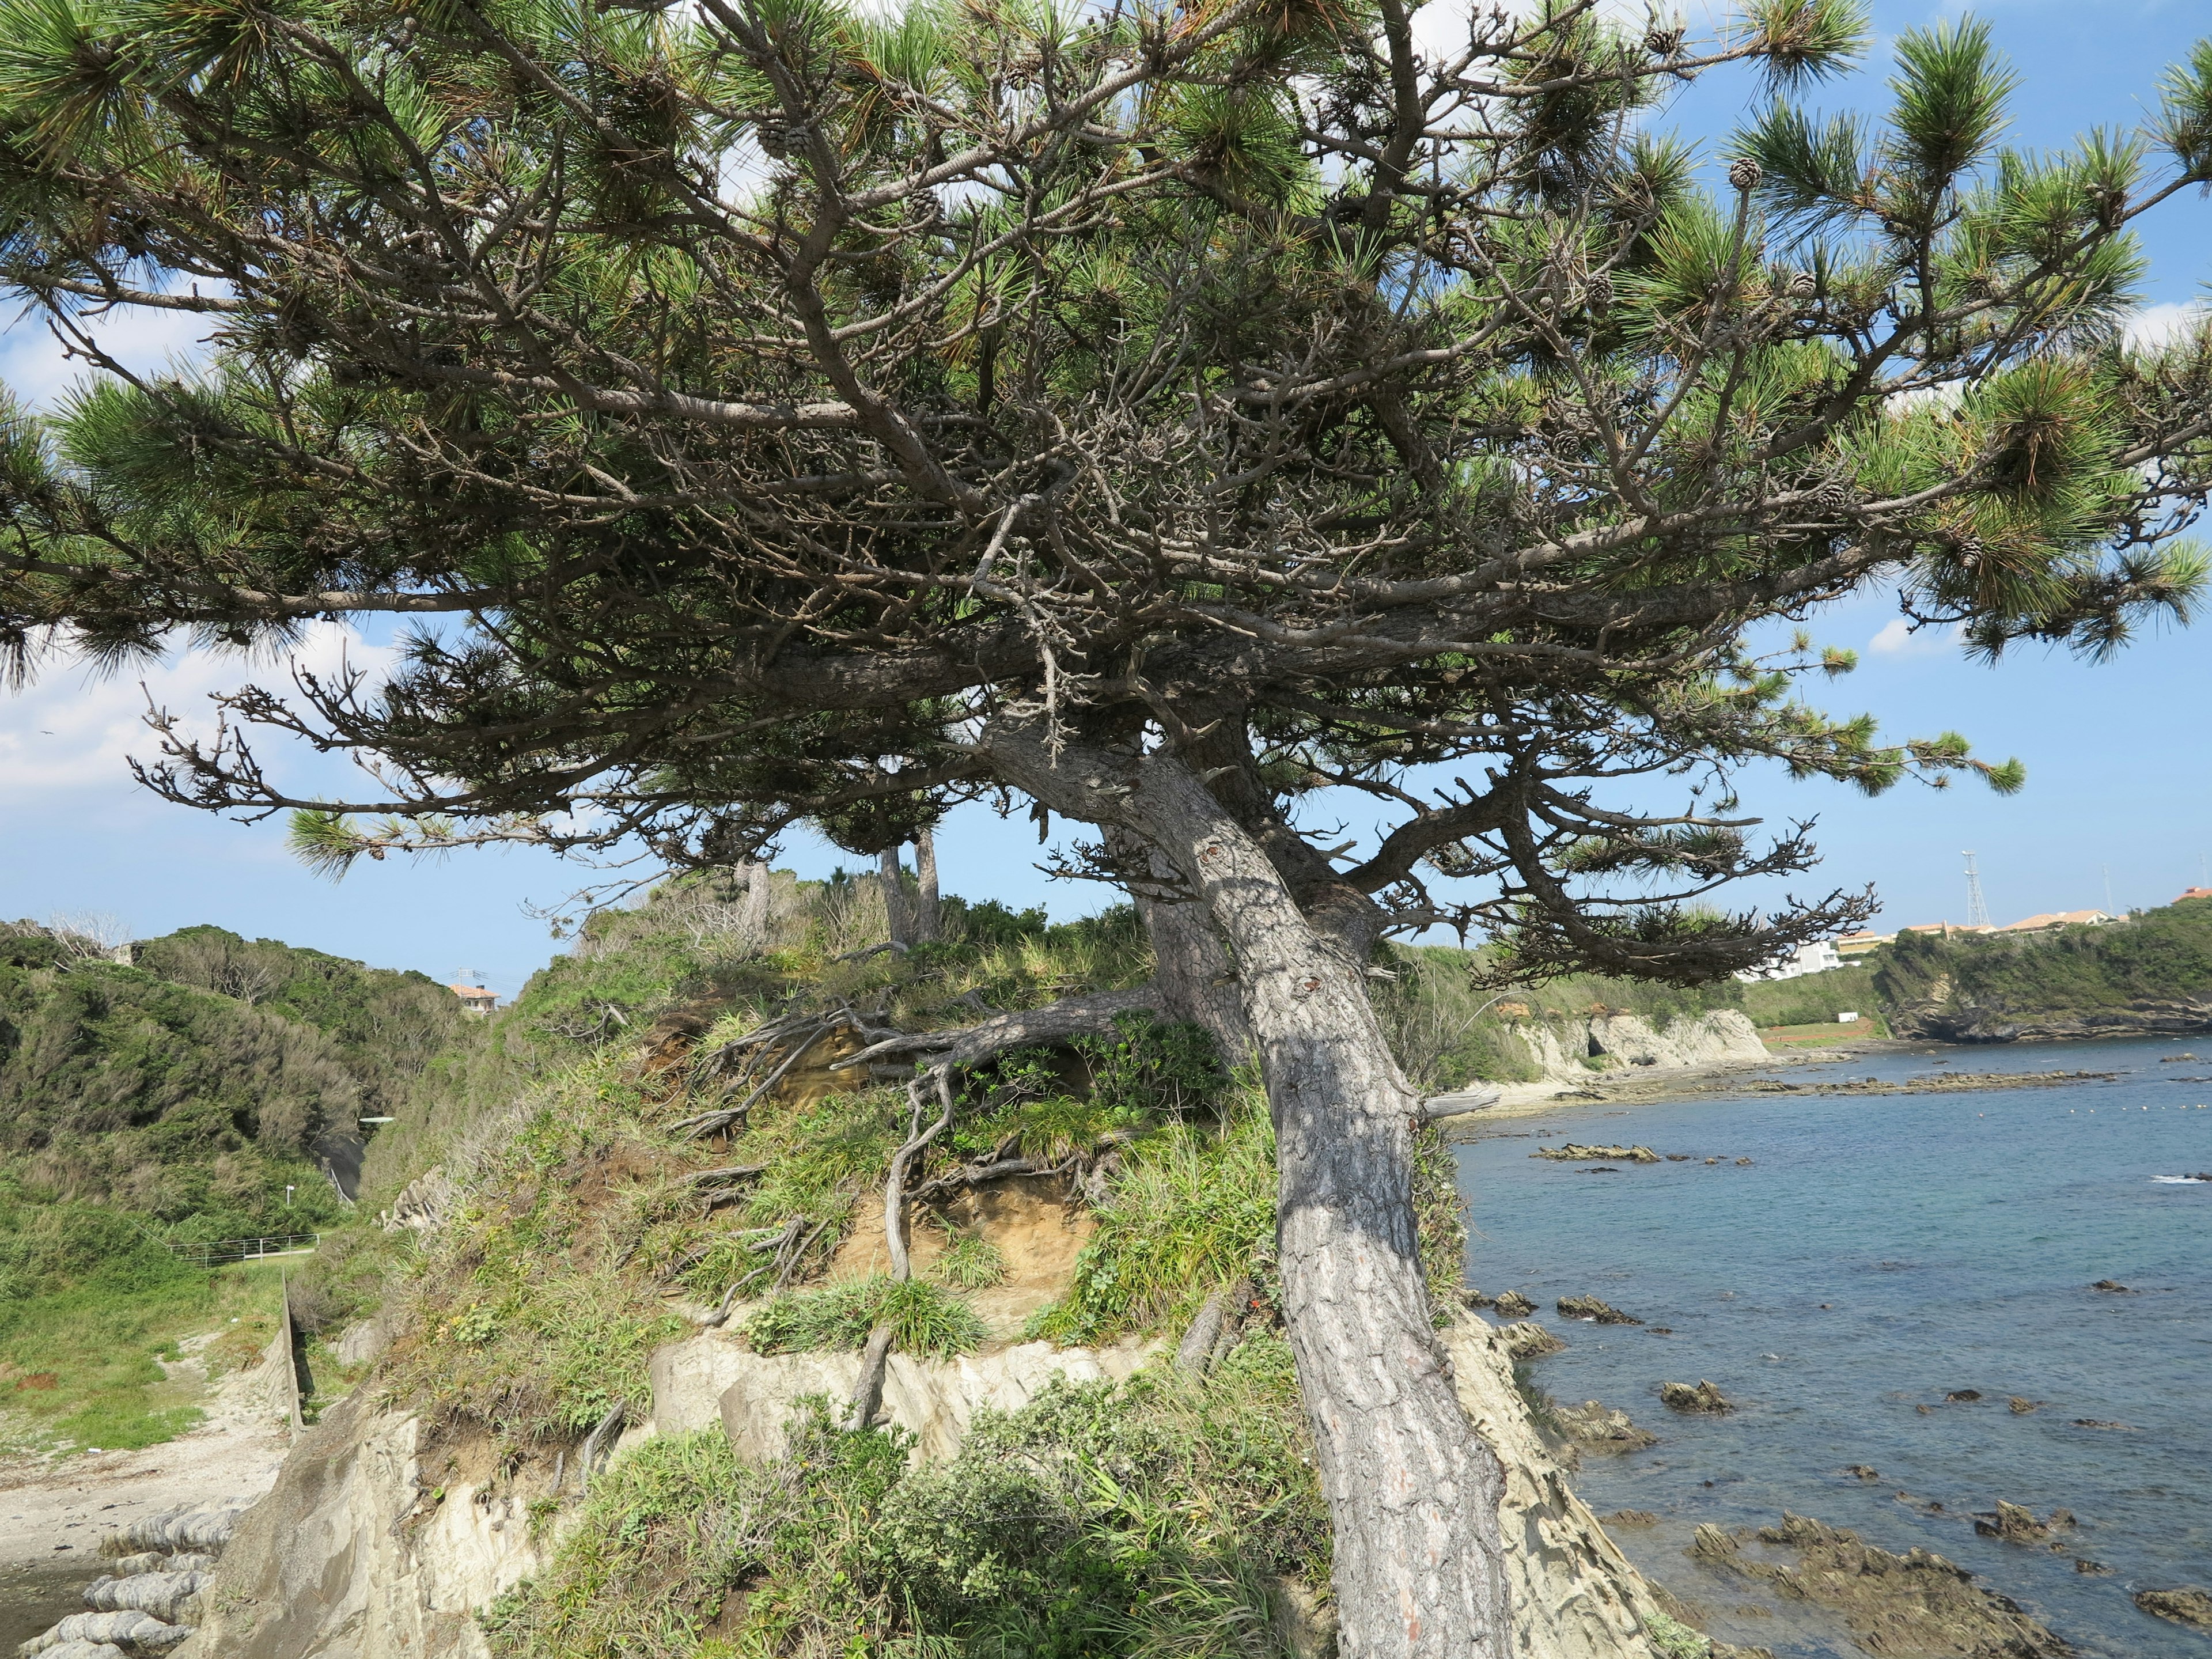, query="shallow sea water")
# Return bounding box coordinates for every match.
[1452,1035,2212,1658]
